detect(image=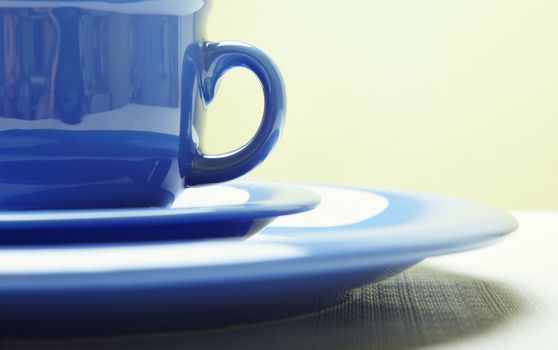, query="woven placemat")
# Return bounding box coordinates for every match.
[1,265,526,350]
